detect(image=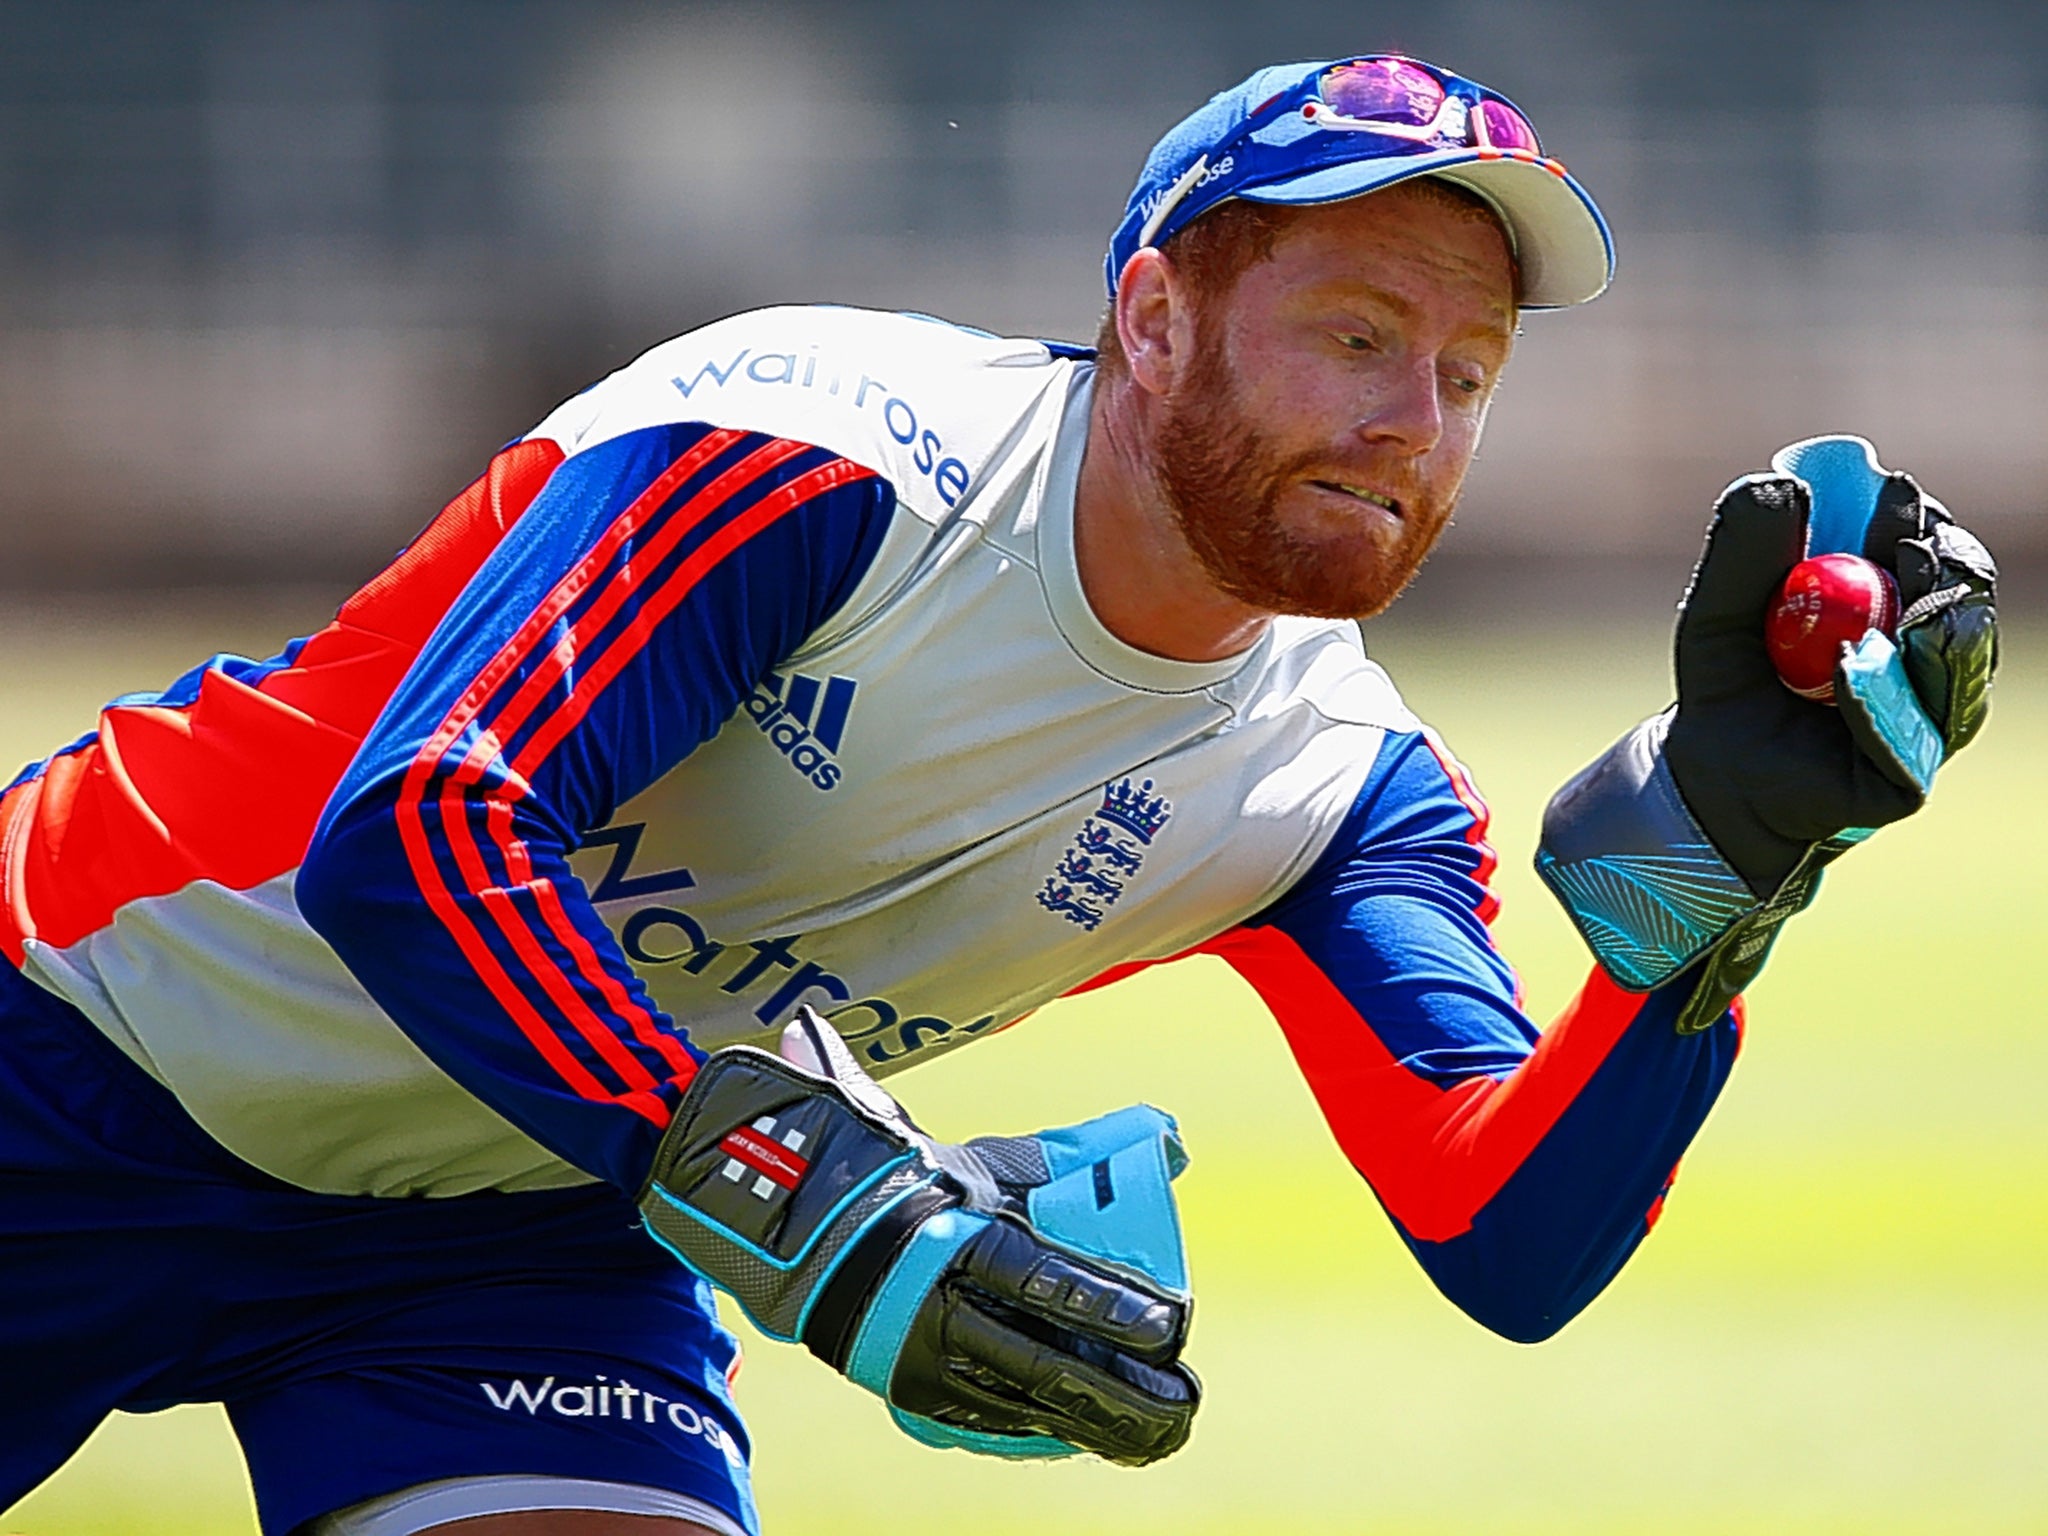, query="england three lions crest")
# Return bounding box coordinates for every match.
[1036,778,1174,932]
